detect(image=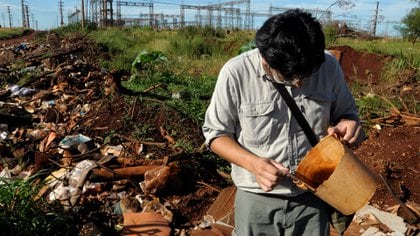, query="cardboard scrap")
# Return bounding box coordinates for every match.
[356,205,407,235]
[206,185,236,226]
